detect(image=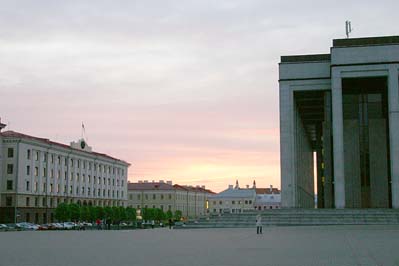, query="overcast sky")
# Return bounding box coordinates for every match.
[1,0,399,192]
